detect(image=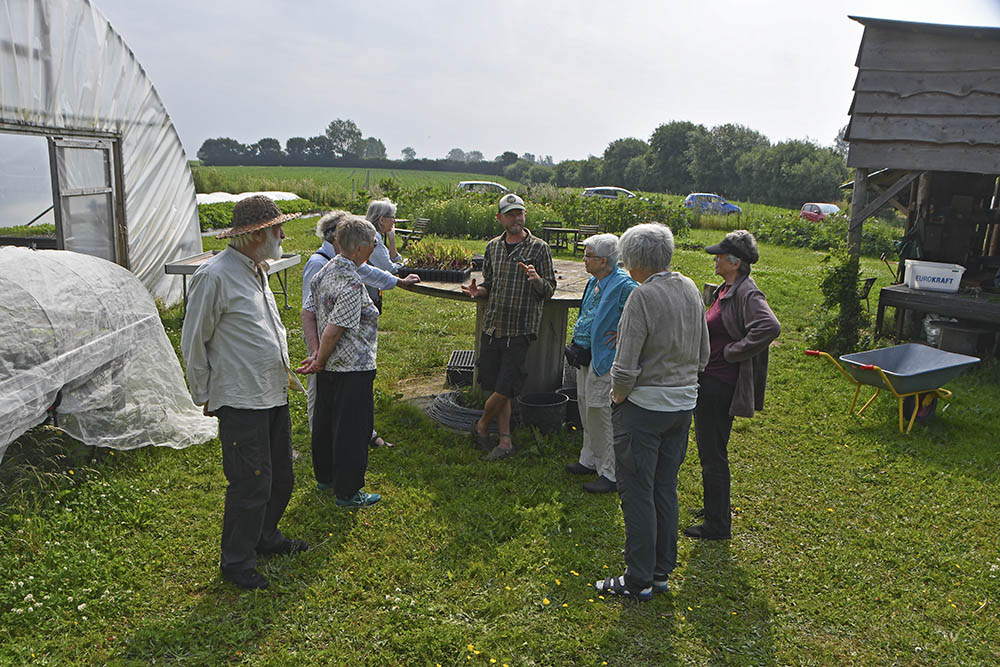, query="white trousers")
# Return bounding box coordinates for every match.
[576,365,615,482]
